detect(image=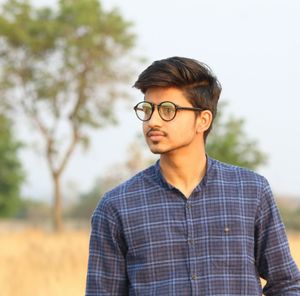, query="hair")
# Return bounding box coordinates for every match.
[133,56,222,141]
